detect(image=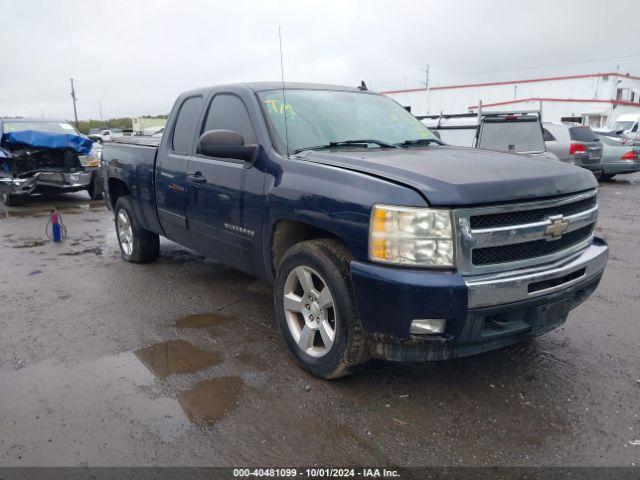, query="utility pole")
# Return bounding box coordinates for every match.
[70,78,79,127]
[99,101,103,121]
[419,65,430,114]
